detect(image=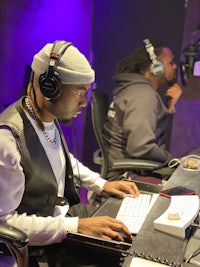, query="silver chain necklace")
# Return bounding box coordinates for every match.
[25,97,57,145]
